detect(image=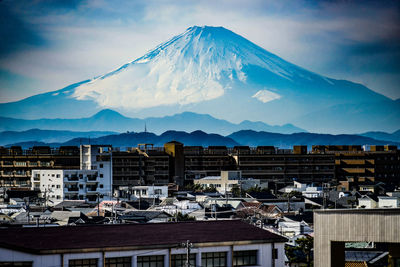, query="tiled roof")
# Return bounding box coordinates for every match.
[0,220,286,254]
